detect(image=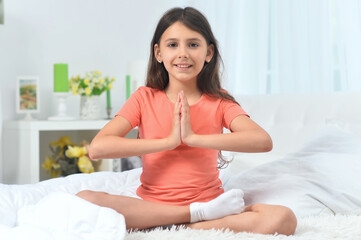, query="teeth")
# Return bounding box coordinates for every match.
[177,65,191,68]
